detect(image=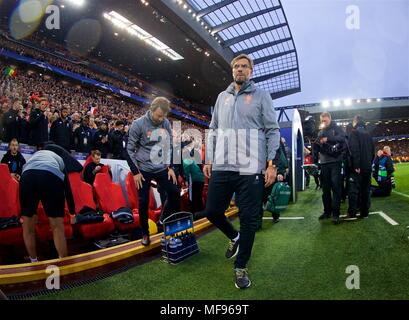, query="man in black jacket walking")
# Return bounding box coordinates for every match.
[316,112,347,224]
[29,99,49,147]
[347,115,375,218]
[49,107,72,151]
